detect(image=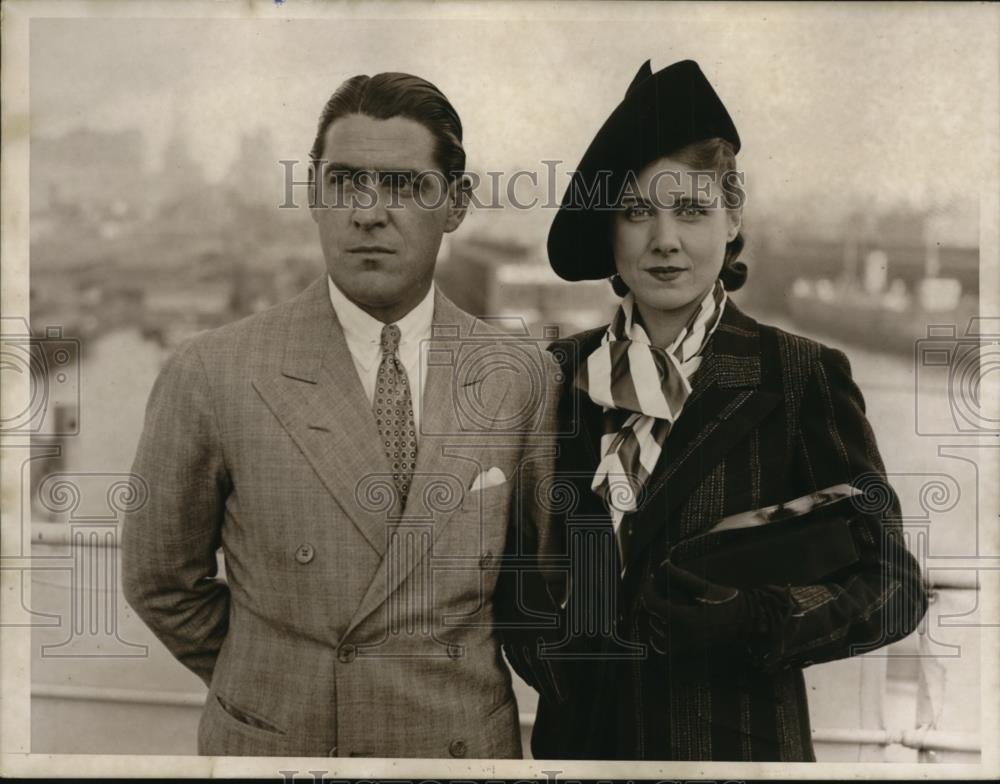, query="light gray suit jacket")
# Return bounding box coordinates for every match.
[121,276,559,758]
